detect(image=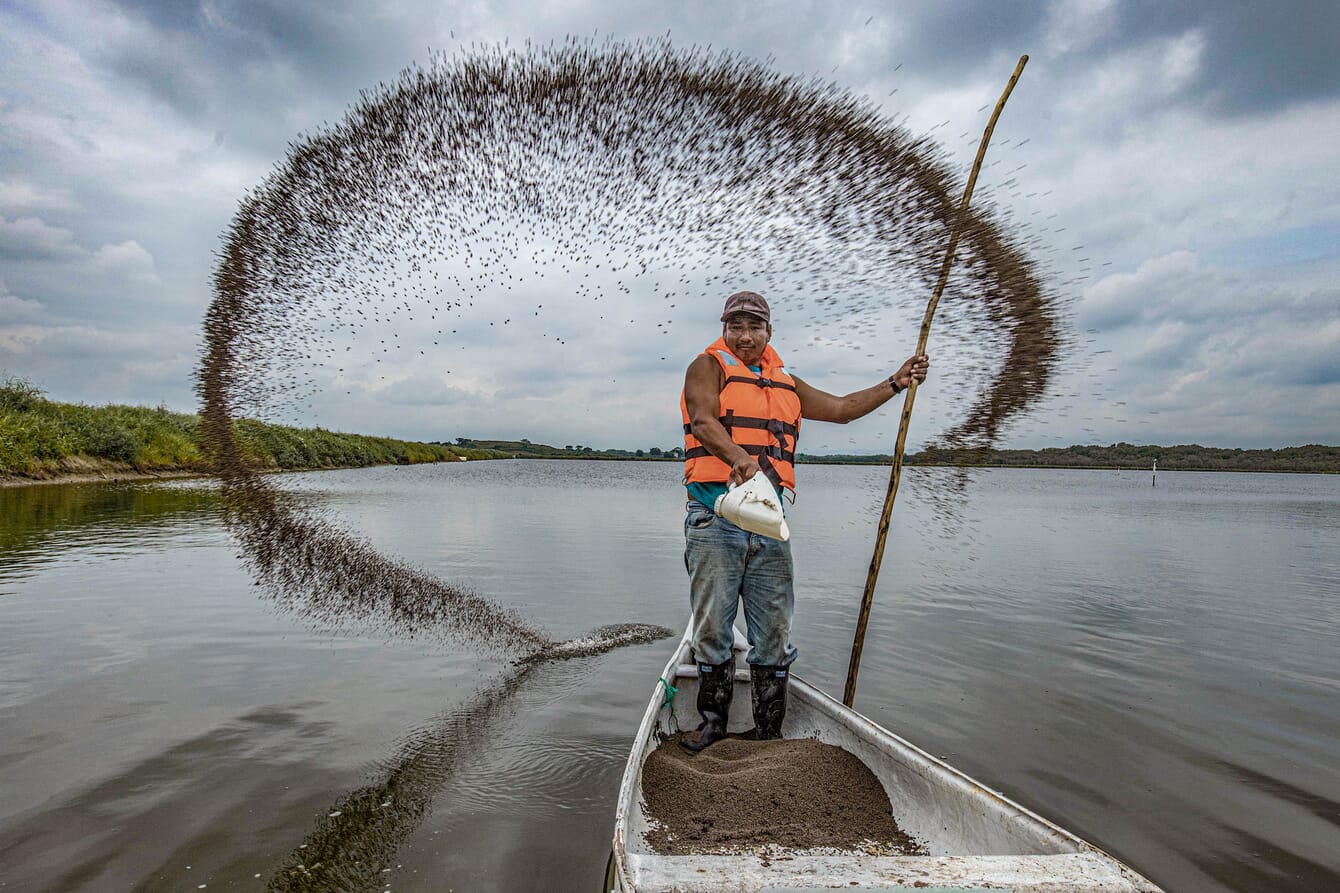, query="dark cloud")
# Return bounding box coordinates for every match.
[884,2,1340,119]
[100,31,211,120]
[104,0,205,32]
[1285,354,1340,387]
[0,217,84,261]
[885,1,1049,79]
[95,0,421,155]
[1105,1,1340,115]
